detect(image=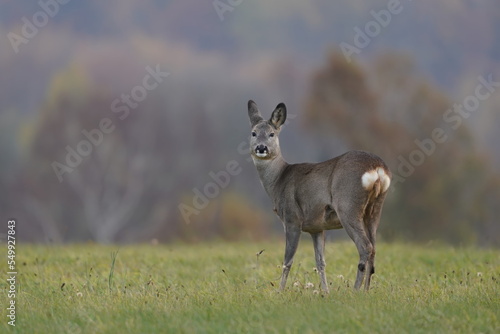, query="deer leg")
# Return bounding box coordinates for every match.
[362,218,377,291]
[340,214,374,290]
[280,225,301,291]
[311,231,329,293]
[362,196,385,290]
[350,225,373,291]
